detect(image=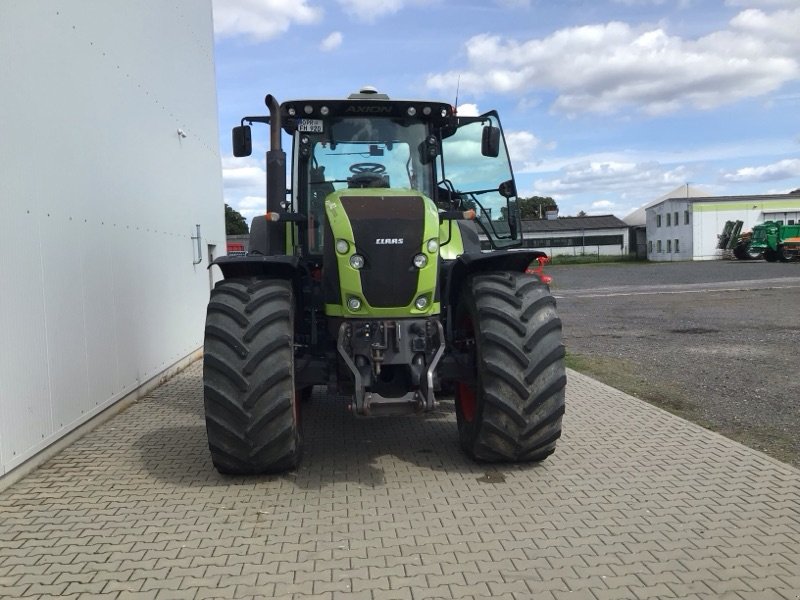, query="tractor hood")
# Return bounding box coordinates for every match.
[322,188,441,318]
